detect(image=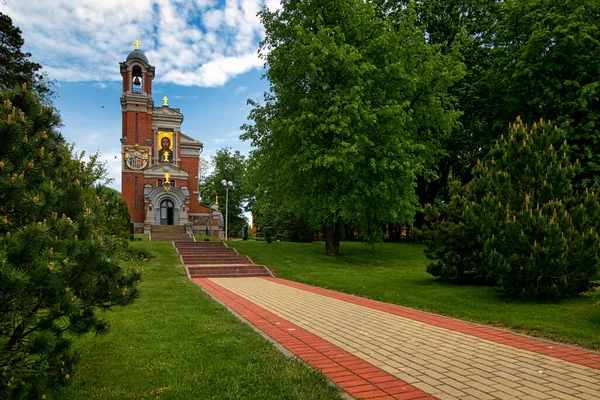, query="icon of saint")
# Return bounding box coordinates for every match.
[159,136,173,163]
